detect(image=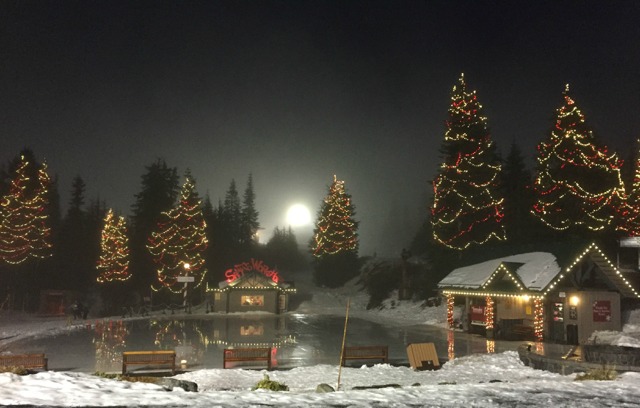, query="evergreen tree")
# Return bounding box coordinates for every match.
[265,226,305,272]
[203,197,235,283]
[55,176,93,291]
[0,155,53,264]
[69,176,86,215]
[130,159,179,295]
[46,175,61,247]
[224,179,242,246]
[96,209,131,283]
[532,85,625,234]
[241,173,260,246]
[86,198,108,286]
[147,172,208,295]
[430,74,505,251]
[501,142,537,246]
[310,175,359,287]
